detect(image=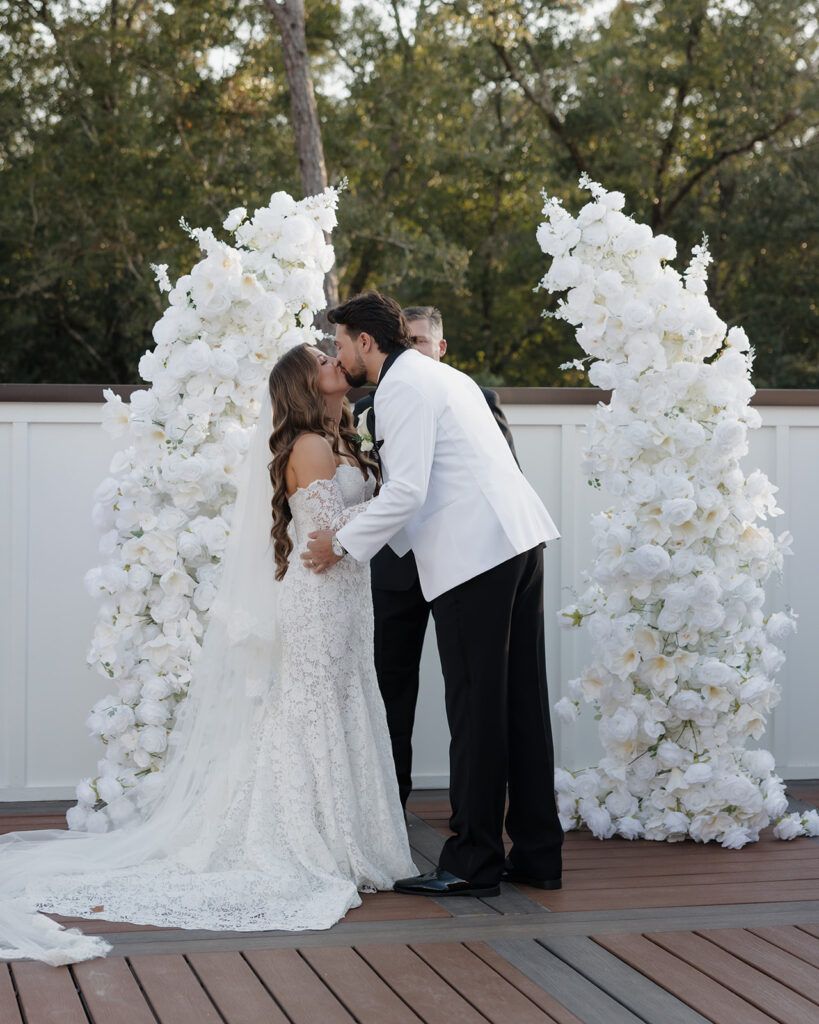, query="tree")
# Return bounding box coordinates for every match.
[1,0,816,385]
[263,0,339,307]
